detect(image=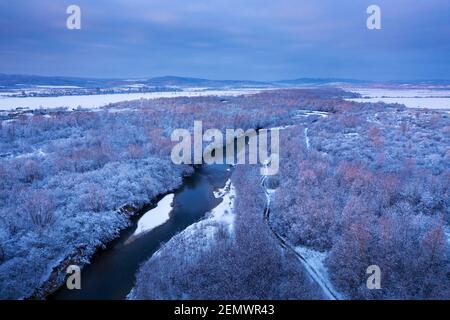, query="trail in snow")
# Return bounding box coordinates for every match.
[304,127,310,150]
[261,162,342,300]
